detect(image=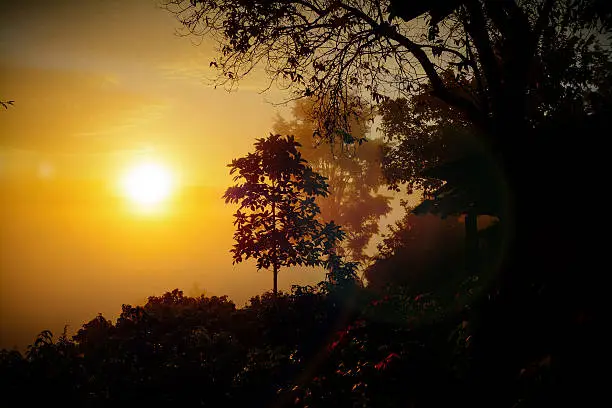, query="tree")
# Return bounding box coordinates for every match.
[162,0,607,129]
[378,86,502,273]
[163,0,610,243]
[164,4,611,380]
[273,98,391,262]
[377,79,477,197]
[223,134,345,295]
